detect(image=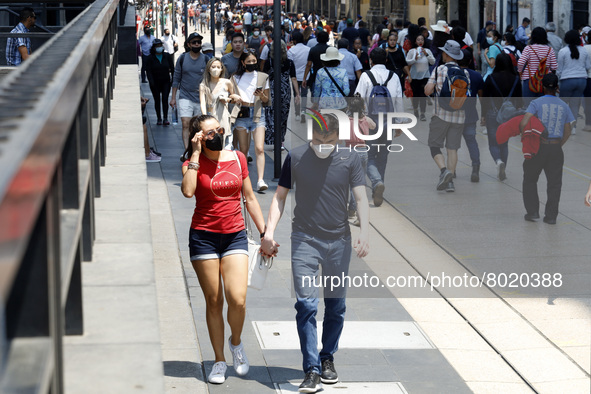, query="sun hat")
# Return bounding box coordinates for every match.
[431,20,450,33]
[320,46,345,61]
[438,40,464,60]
